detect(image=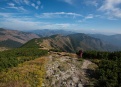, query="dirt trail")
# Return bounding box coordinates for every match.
[81,60,92,69]
[42,52,94,87]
